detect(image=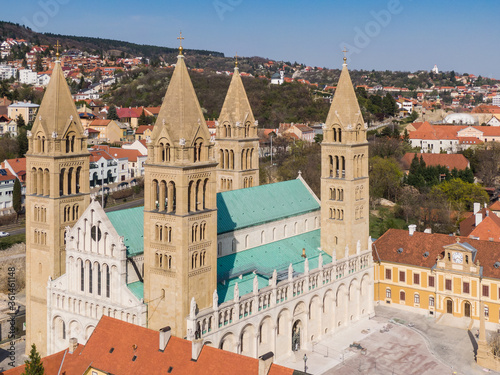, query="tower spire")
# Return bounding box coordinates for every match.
[151,39,210,152]
[324,54,364,134]
[177,31,184,56]
[55,40,61,62]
